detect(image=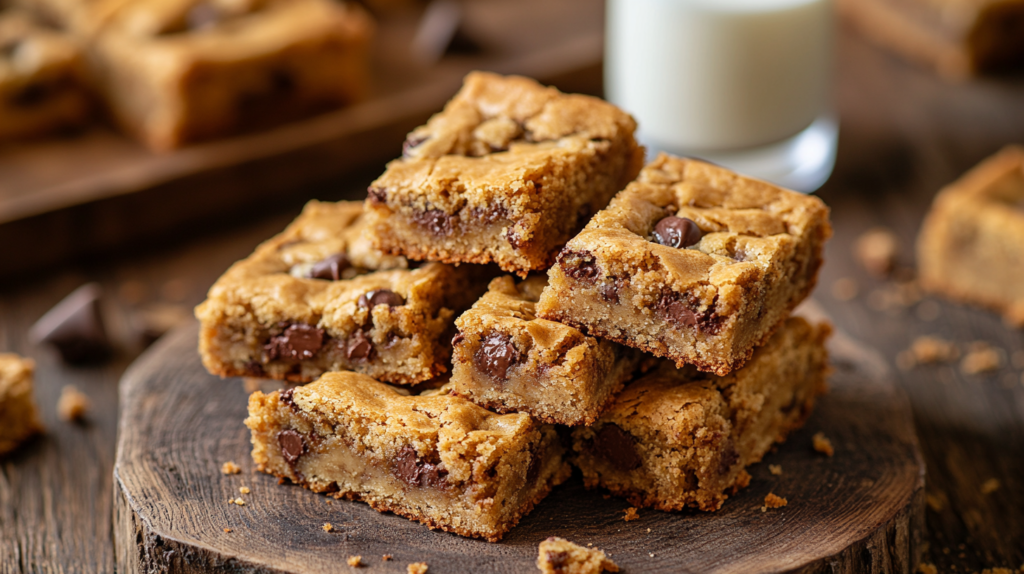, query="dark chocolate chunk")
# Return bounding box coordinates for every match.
[244,361,266,377]
[469,205,507,224]
[358,289,405,309]
[557,250,600,283]
[599,278,625,303]
[546,550,569,571]
[29,283,112,365]
[718,439,739,475]
[393,445,448,489]
[412,209,455,236]
[652,216,703,248]
[277,430,306,464]
[593,423,641,471]
[525,446,543,484]
[451,332,465,347]
[345,329,373,361]
[367,187,387,205]
[656,293,698,328]
[474,333,521,380]
[308,253,350,281]
[279,387,301,413]
[264,324,325,362]
[505,227,525,250]
[403,135,428,158]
